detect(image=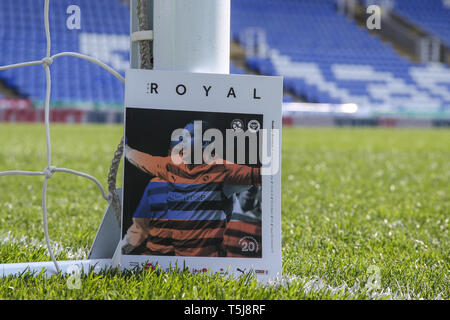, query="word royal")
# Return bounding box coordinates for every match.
[147,82,262,99]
